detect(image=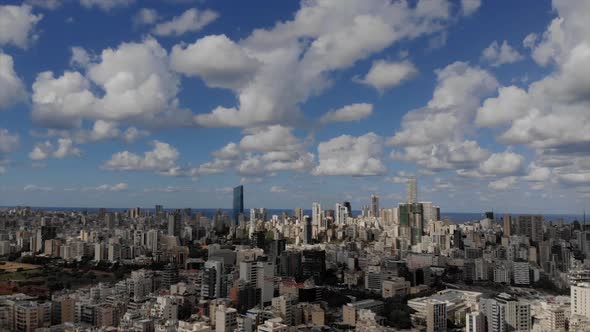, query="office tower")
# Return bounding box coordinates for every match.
[466,311,484,332]
[371,194,379,218]
[335,203,348,225]
[503,215,512,236]
[293,208,304,222]
[216,305,238,332]
[233,185,244,225]
[312,202,321,226]
[168,212,182,237]
[162,263,180,289]
[302,250,326,283]
[426,300,447,332]
[399,203,424,245]
[343,201,352,217]
[155,204,164,217]
[516,215,544,243]
[512,261,530,285]
[407,177,417,203]
[279,251,302,278]
[303,217,313,244]
[105,213,116,228]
